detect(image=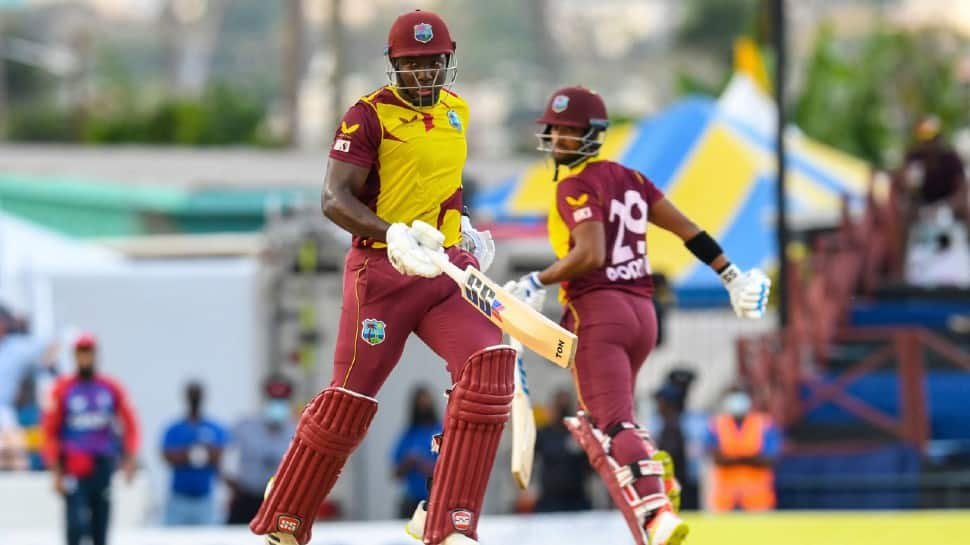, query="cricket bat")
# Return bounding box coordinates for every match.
[426,251,577,368]
[509,337,537,490]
